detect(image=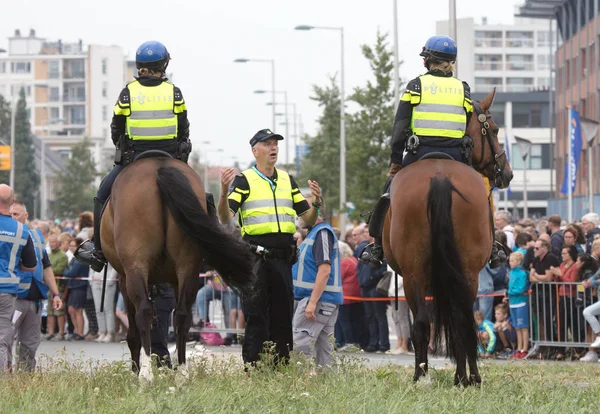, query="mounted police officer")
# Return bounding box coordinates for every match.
[75,40,192,272]
[360,35,506,269]
[217,129,323,366]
